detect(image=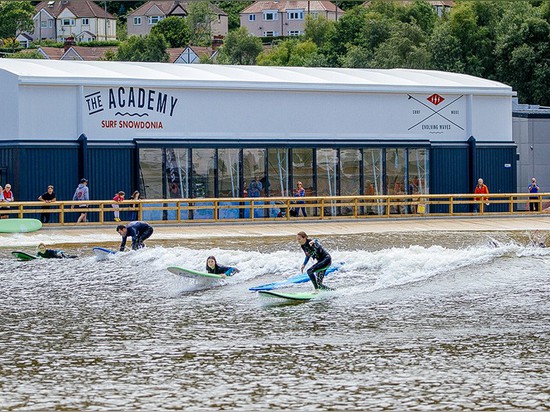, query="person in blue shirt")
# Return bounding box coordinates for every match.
[296,231,332,290]
[528,177,540,211]
[205,256,239,278]
[116,221,154,251]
